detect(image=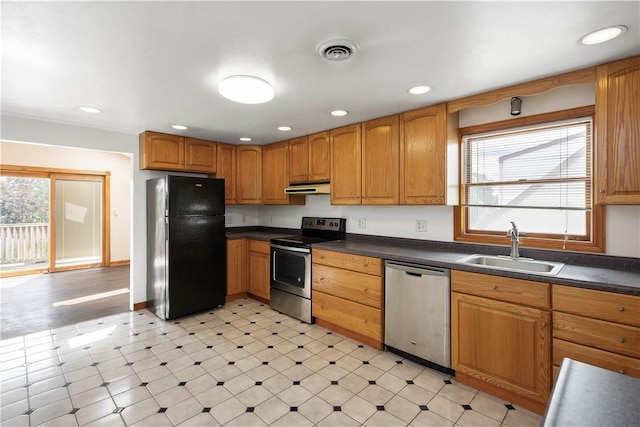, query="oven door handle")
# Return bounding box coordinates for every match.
[270,244,311,254]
